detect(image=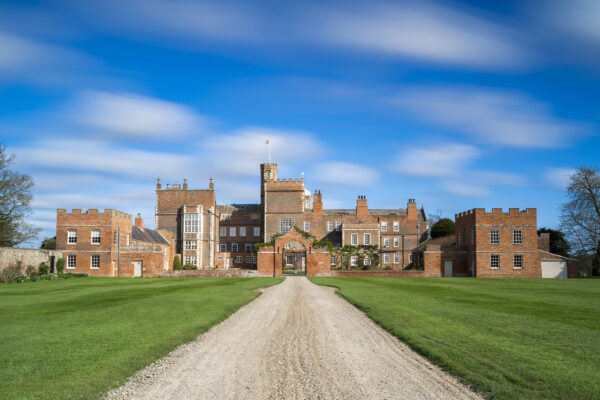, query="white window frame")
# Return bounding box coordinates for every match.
[185,240,197,250]
[221,214,231,221]
[251,255,257,263]
[91,230,101,245]
[350,256,358,266]
[336,221,342,231]
[364,233,371,245]
[351,233,358,245]
[304,221,310,232]
[219,243,227,252]
[67,230,77,245]
[286,255,293,265]
[327,221,334,231]
[245,243,252,253]
[393,221,399,232]
[246,256,251,263]
[220,227,226,237]
[490,229,499,244]
[513,230,522,245]
[184,214,199,233]
[513,254,523,269]
[491,254,499,269]
[253,226,260,237]
[394,237,399,247]
[90,255,100,269]
[67,255,76,269]
[409,254,413,263]
[381,221,387,232]
[383,238,389,248]
[384,253,390,263]
[280,218,292,234]
[364,257,371,266]
[240,226,246,237]
[331,255,336,265]
[235,256,242,263]
[394,253,400,264]
[230,226,236,237]
[231,243,238,252]
[184,256,197,266]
